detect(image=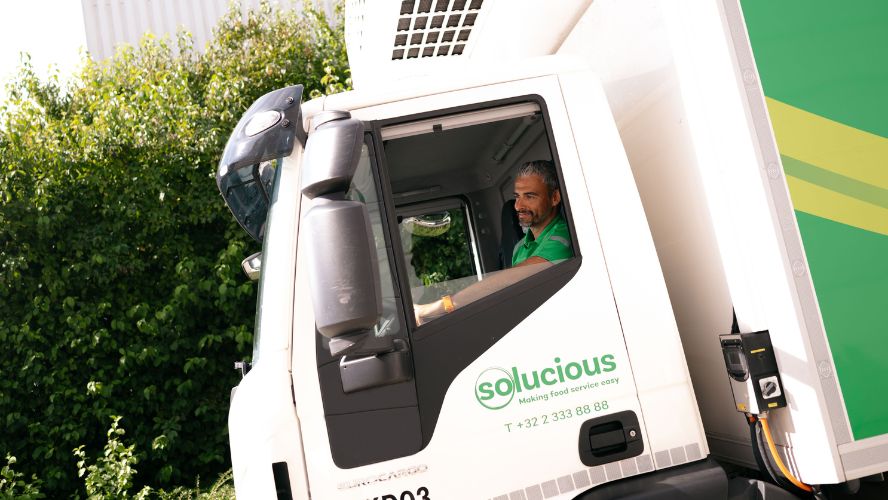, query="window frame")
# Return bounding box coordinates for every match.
[367,94,581,337]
